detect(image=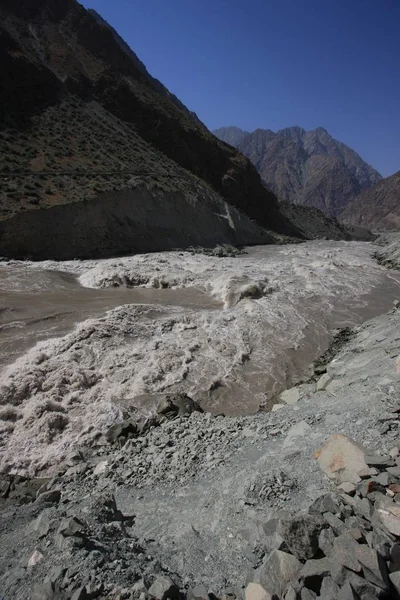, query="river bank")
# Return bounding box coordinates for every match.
[0,234,400,599]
